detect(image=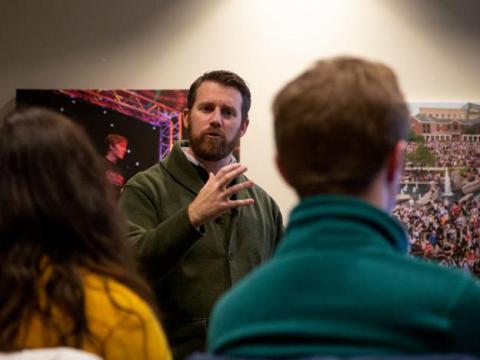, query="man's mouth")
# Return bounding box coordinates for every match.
[203,132,224,139]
